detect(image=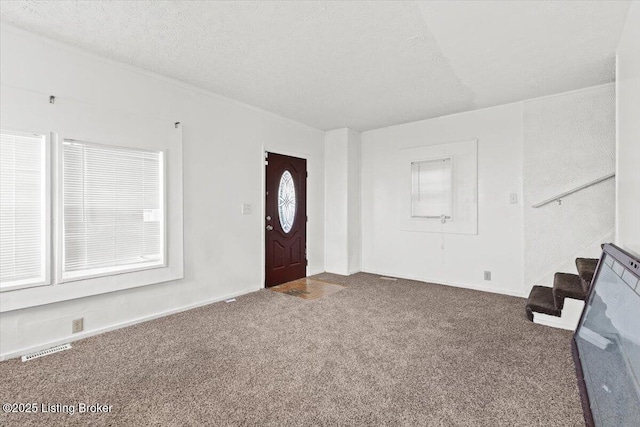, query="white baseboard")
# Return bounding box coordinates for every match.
[533,298,585,331]
[533,313,575,331]
[0,286,261,362]
[360,269,528,298]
